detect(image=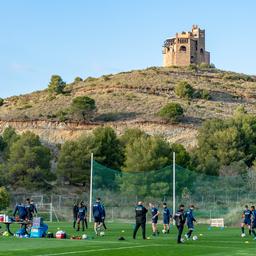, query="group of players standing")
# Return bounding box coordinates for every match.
[73,197,106,235]
[241,205,256,239]
[73,199,196,242]
[13,198,37,221]
[133,202,196,243]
